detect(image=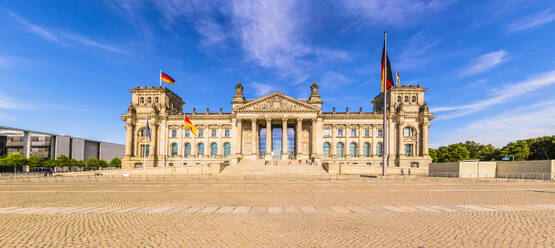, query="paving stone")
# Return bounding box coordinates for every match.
[268,206,283,214]
[197,207,219,213]
[413,206,441,212]
[183,206,204,213]
[428,205,457,212]
[249,207,267,213]
[382,206,405,212]
[346,206,369,213]
[232,206,250,213]
[215,206,235,213]
[300,206,317,213]
[330,206,351,214]
[284,206,300,213]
